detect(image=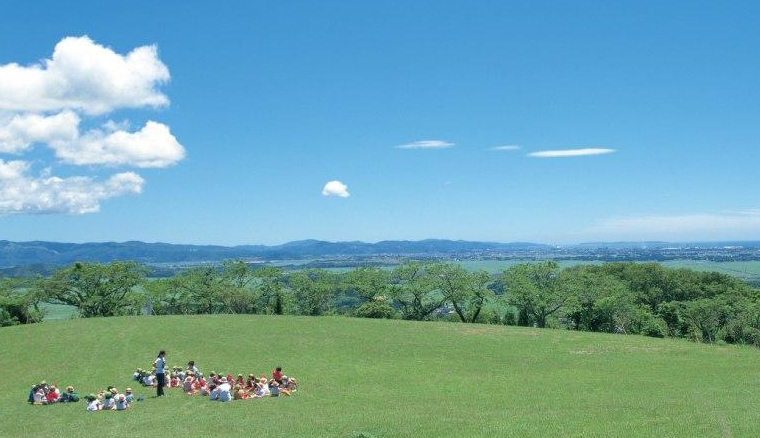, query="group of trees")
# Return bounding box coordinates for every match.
[4,259,760,347]
[0,278,44,326]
